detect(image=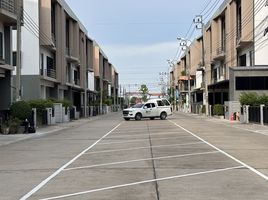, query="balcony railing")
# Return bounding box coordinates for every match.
[216,45,225,55]
[0,0,16,14]
[74,79,80,86]
[40,68,56,79]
